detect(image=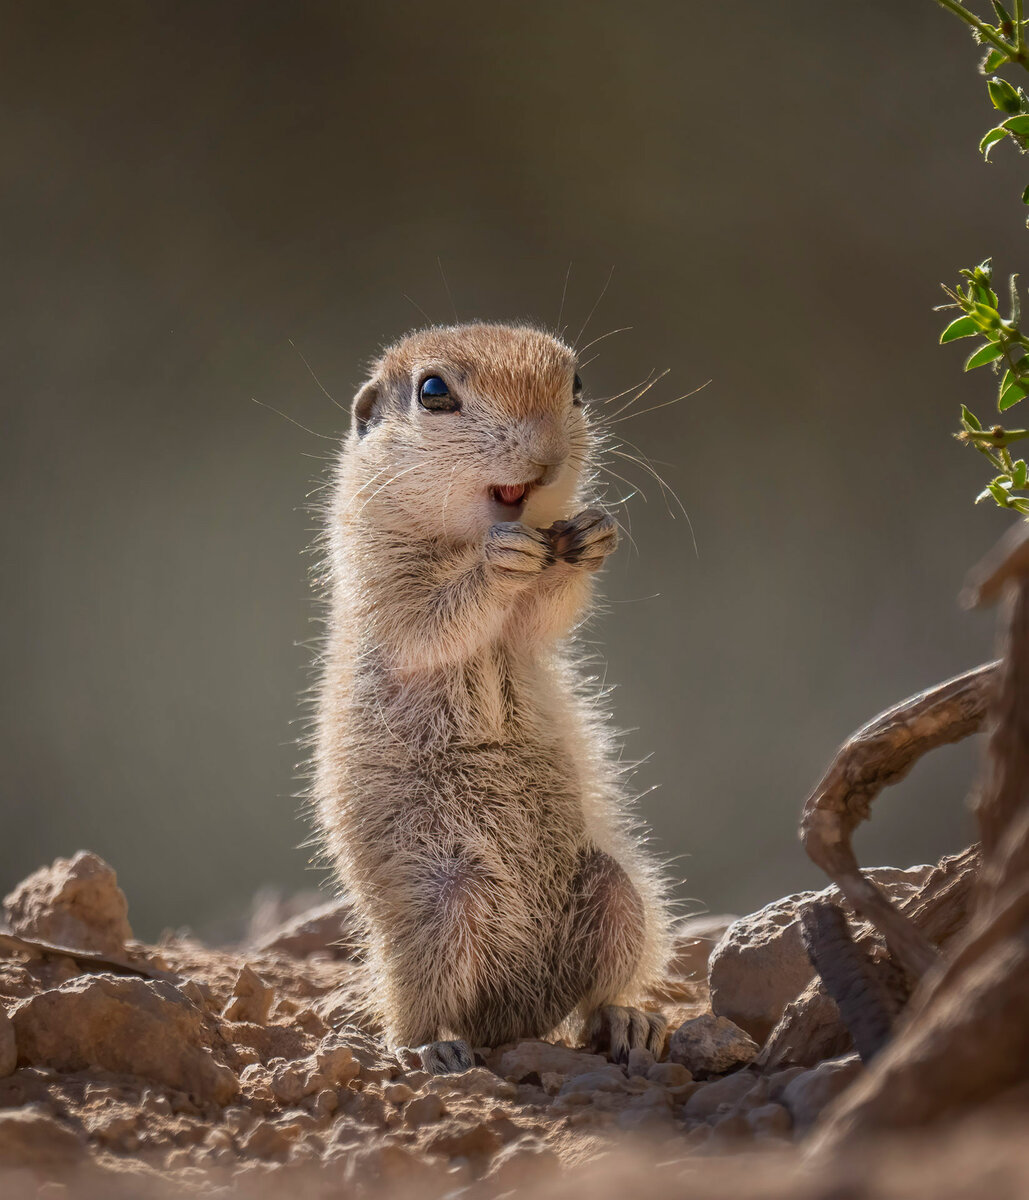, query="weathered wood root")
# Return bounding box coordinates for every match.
[799,900,899,1064]
[801,661,997,979]
[758,845,979,1071]
[809,523,1029,1147]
